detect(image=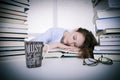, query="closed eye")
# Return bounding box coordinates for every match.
[73,35,76,40]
